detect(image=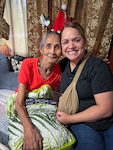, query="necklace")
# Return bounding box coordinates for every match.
[38,59,54,79]
[38,59,54,72]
